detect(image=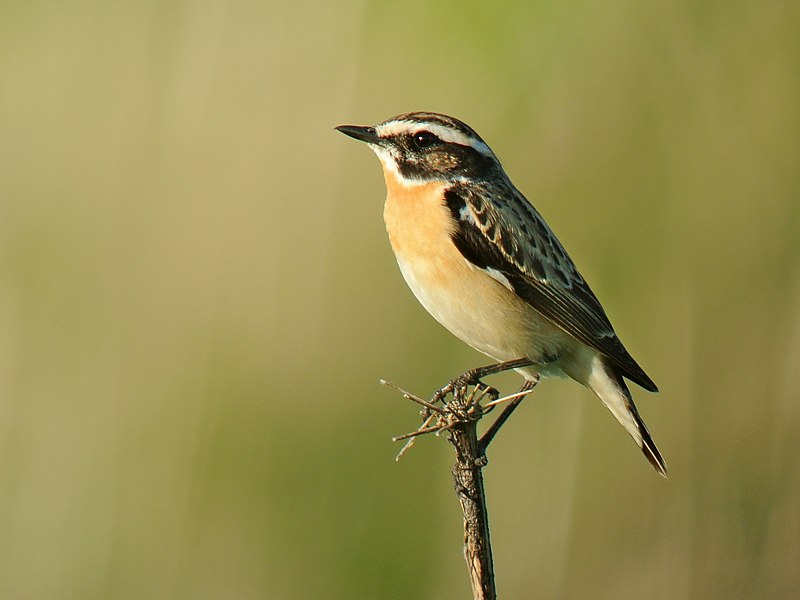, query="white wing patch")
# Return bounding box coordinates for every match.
[483,266,514,292]
[458,204,476,225]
